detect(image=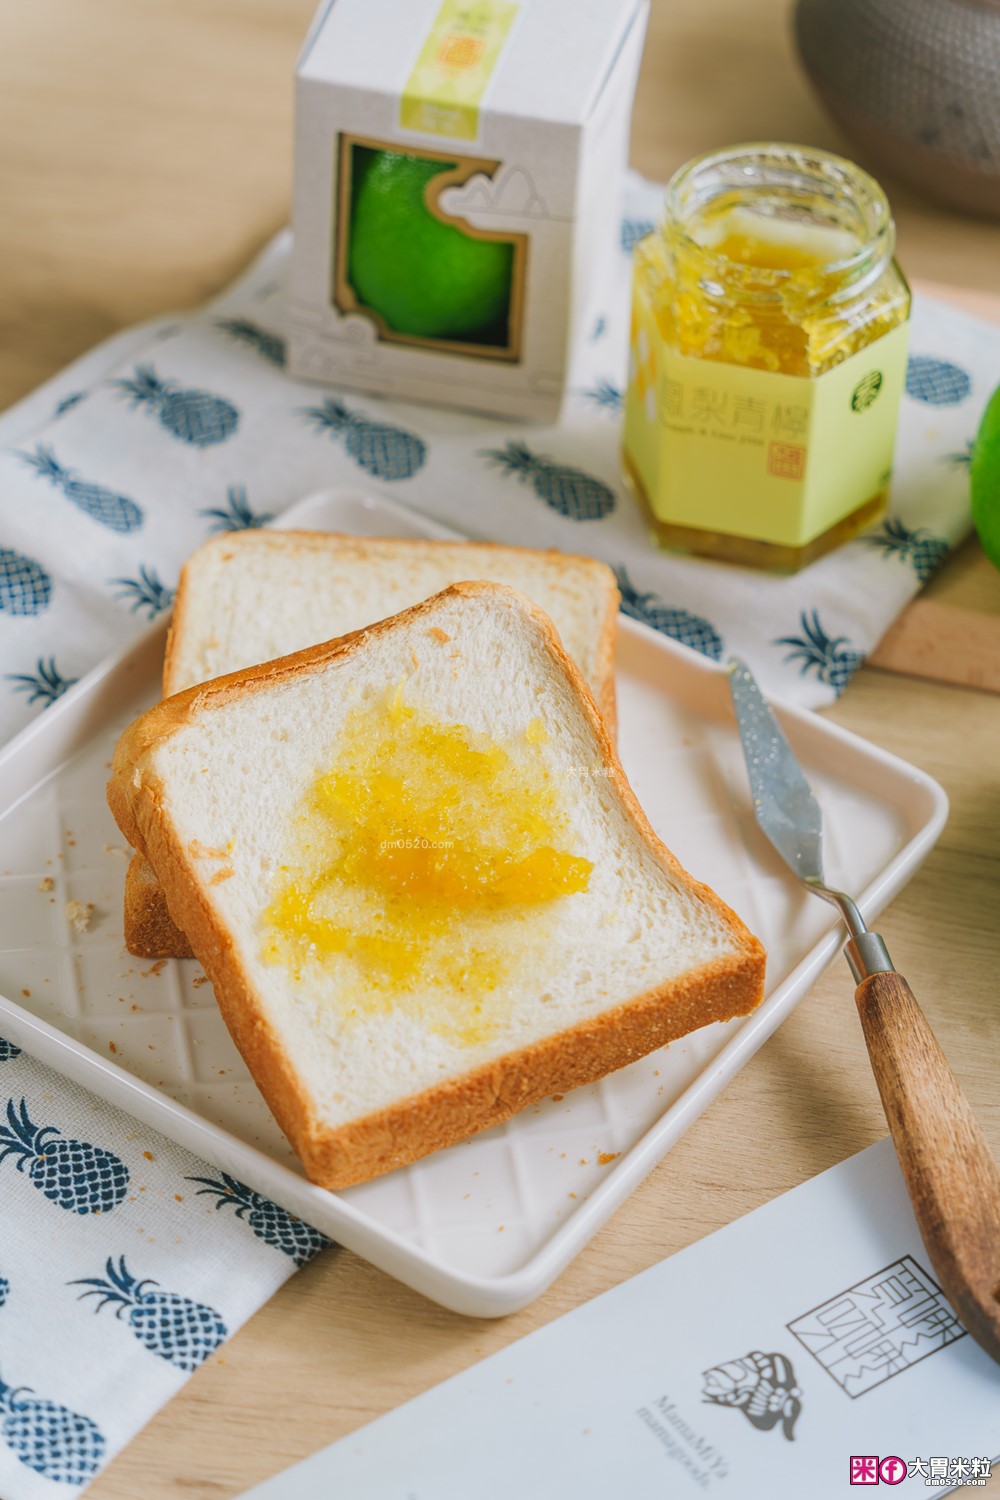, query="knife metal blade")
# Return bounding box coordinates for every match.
[726,656,824,885]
